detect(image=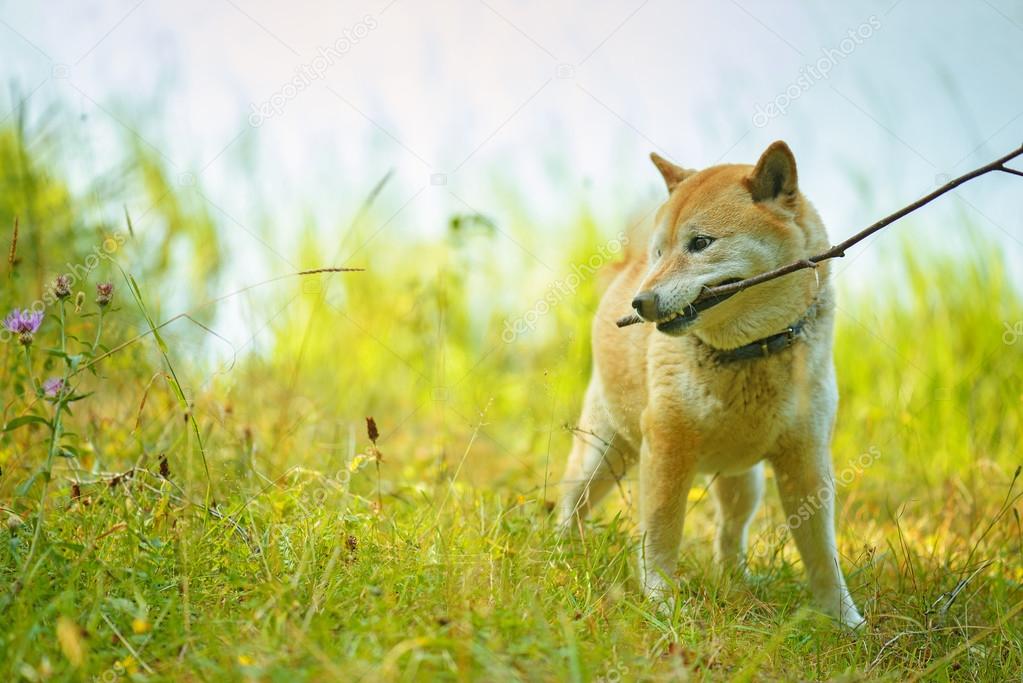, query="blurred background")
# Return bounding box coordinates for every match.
[3,5,1023,678]
[1,0,1021,490]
